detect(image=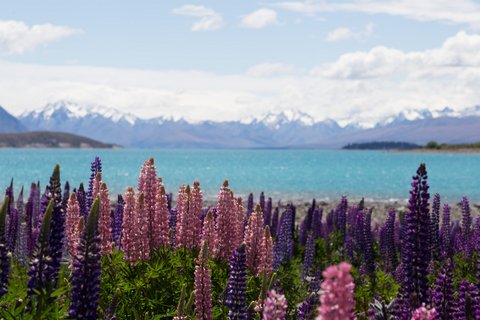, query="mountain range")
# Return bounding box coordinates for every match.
[0,100,478,148]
